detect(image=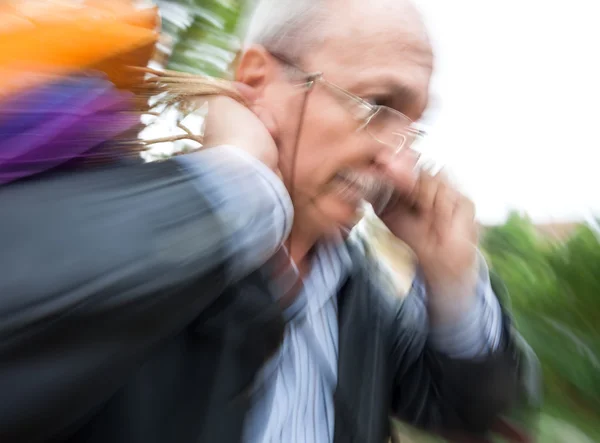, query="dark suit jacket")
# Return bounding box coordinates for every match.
[0,160,540,442]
